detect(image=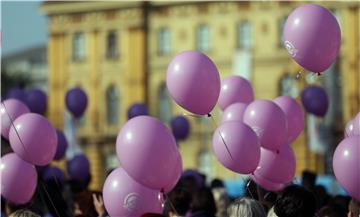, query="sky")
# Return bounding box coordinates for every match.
[1,1,47,56]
